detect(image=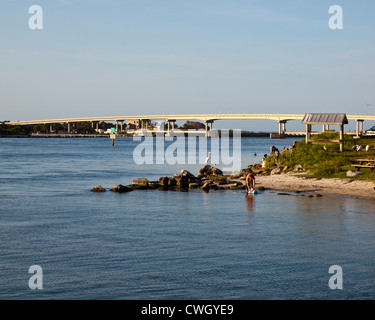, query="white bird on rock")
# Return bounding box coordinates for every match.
[205,152,211,165]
